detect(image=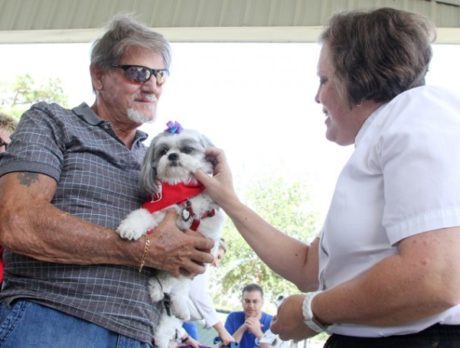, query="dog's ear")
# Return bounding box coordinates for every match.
[199,133,214,149]
[140,139,161,196]
[197,133,217,175]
